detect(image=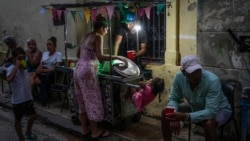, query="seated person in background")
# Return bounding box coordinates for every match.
[26,38,42,72]
[36,36,62,107]
[3,35,19,66]
[126,77,164,112]
[26,38,42,88]
[161,55,232,141]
